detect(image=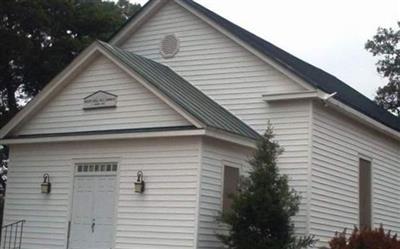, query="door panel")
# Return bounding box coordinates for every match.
[70,175,116,249]
[93,176,116,249]
[70,177,95,249]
